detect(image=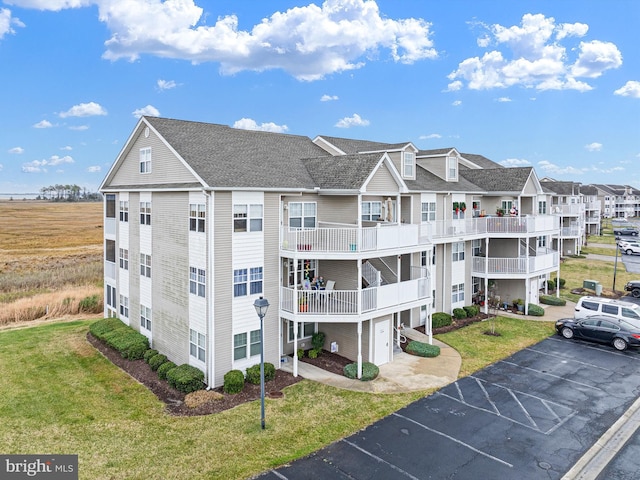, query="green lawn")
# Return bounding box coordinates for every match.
[0,318,555,479]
